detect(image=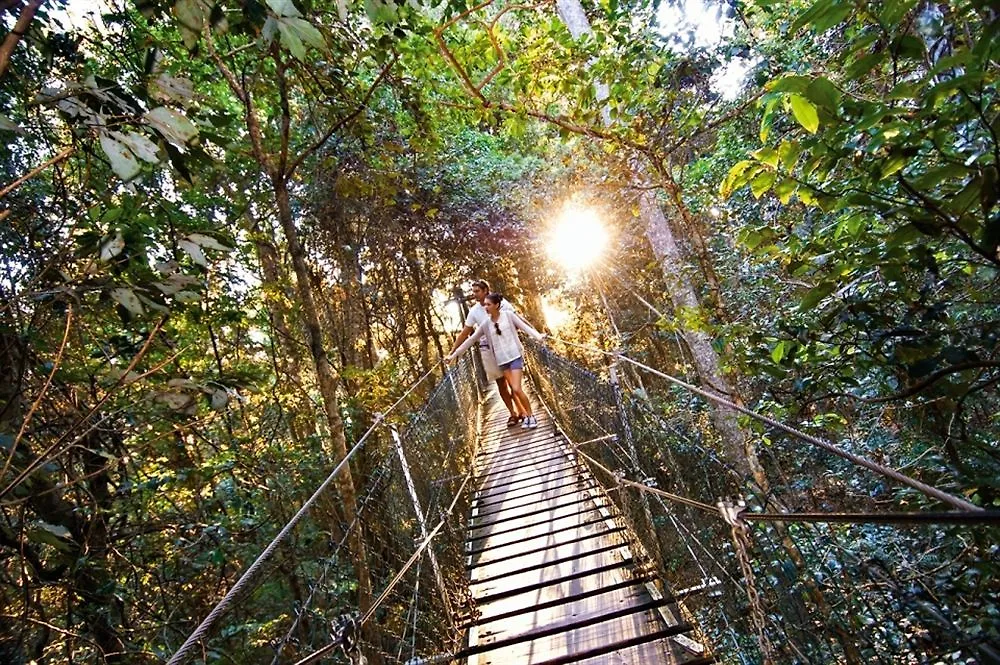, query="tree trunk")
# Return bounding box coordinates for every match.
[554,0,762,481]
[271,178,373,610]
